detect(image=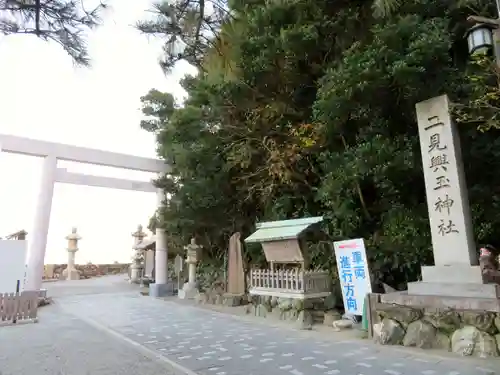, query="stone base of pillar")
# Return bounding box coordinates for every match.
[407,264,500,299]
[407,281,500,298]
[421,265,483,284]
[62,268,80,281]
[178,282,198,300]
[380,290,500,312]
[149,282,175,297]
